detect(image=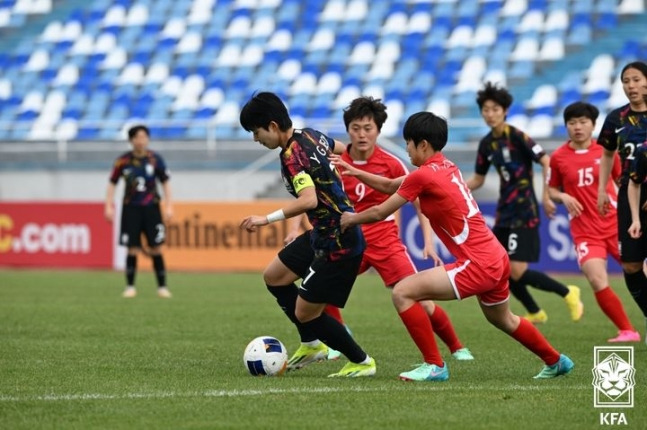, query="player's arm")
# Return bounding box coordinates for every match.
[332,139,346,155]
[627,180,642,238]
[161,180,173,221]
[548,185,583,218]
[465,173,485,191]
[597,142,616,216]
[341,193,408,232]
[105,182,116,222]
[538,154,556,219]
[240,174,318,232]
[412,198,442,265]
[329,154,403,194]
